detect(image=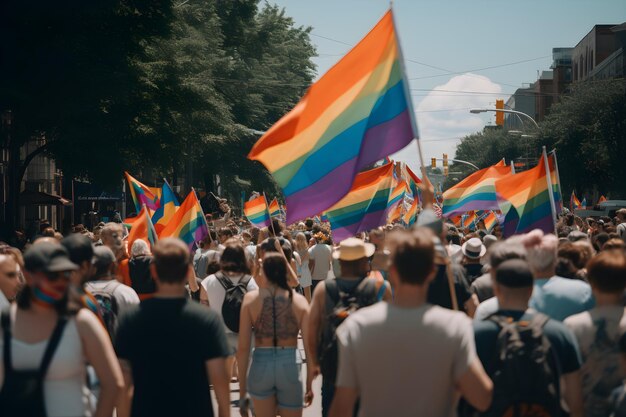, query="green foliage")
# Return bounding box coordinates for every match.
[539,78,626,196]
